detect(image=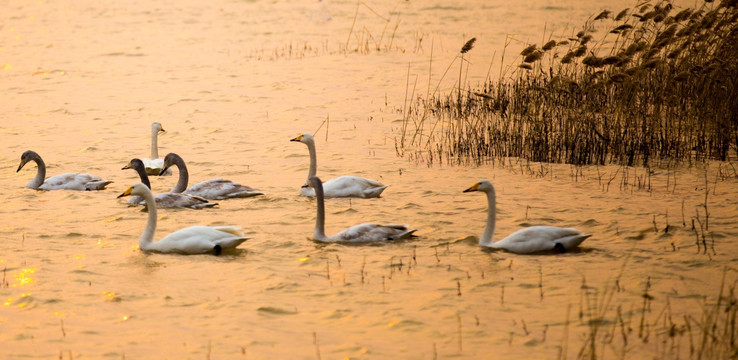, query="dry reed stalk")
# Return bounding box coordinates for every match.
[313,331,322,360]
